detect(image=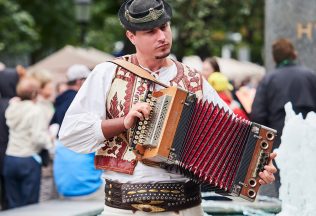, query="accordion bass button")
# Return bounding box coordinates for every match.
[248,178,257,187]
[247,189,256,198]
[266,131,275,141]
